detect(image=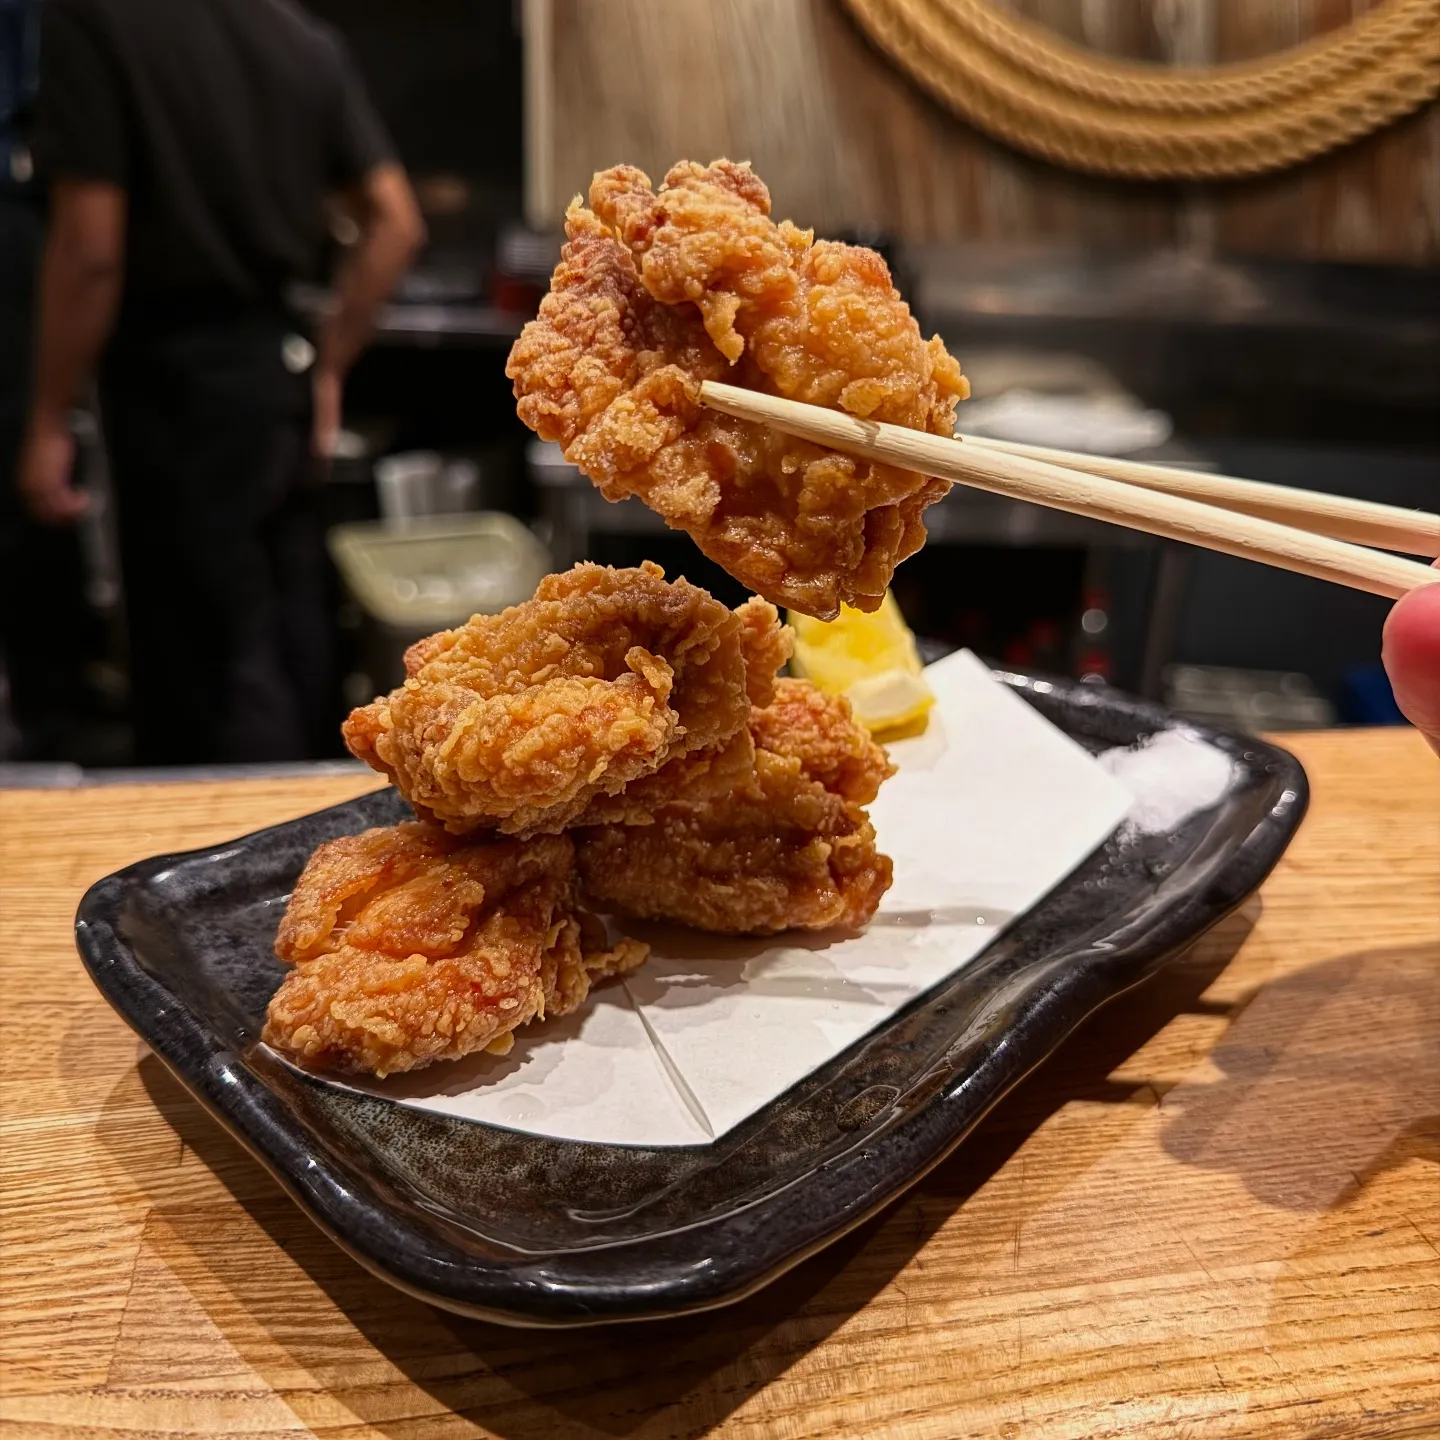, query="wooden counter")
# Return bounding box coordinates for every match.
[2,728,1436,1439]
